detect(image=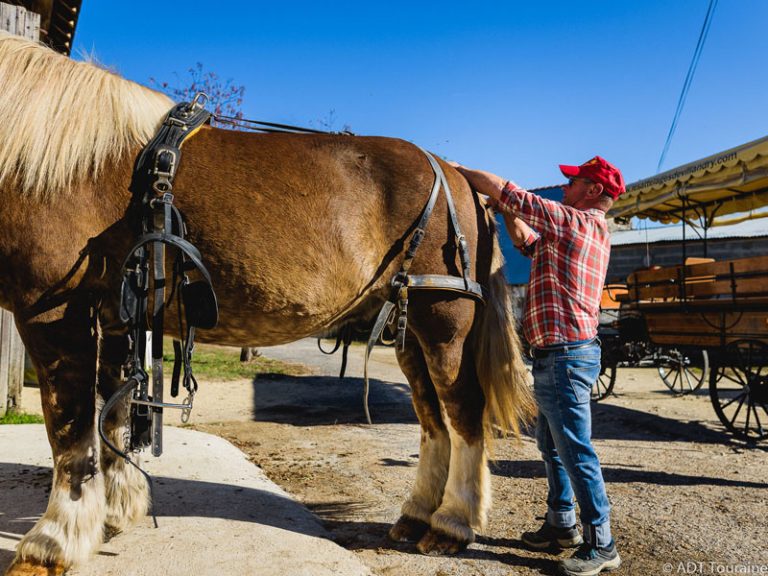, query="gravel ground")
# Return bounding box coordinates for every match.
[189,339,768,576]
